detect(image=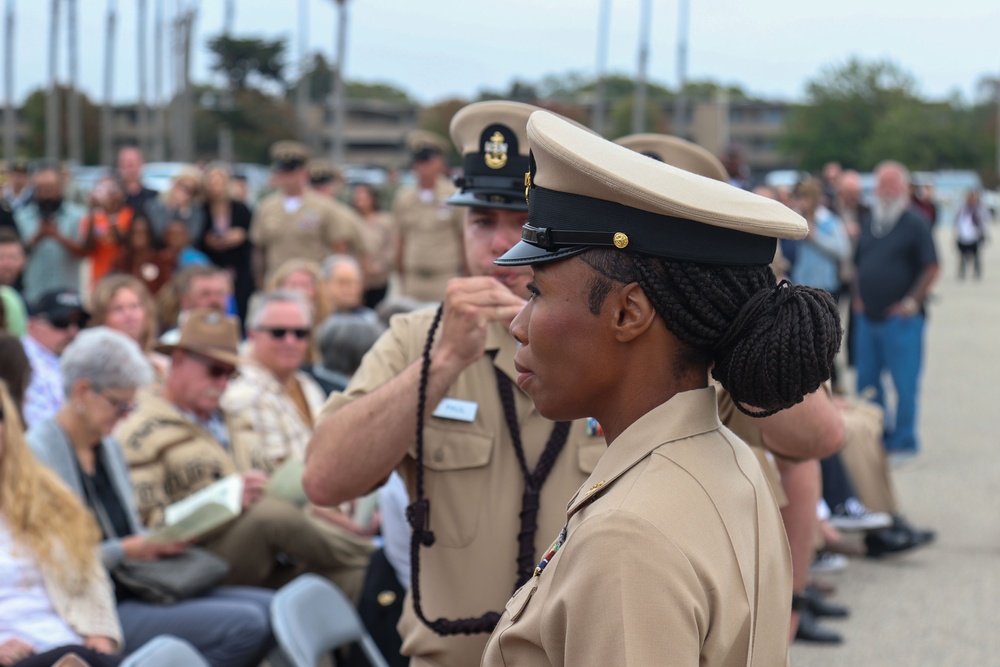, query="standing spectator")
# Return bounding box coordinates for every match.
[392,131,465,302]
[229,172,250,206]
[0,381,124,667]
[249,142,365,287]
[1,158,33,211]
[954,189,990,280]
[14,167,86,303]
[111,214,174,295]
[116,147,157,218]
[222,291,326,469]
[79,177,133,287]
[350,183,396,308]
[720,143,751,190]
[0,229,27,336]
[198,164,254,325]
[911,183,938,229]
[853,161,939,459]
[22,290,87,428]
[147,167,204,241]
[789,178,851,295]
[820,161,842,209]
